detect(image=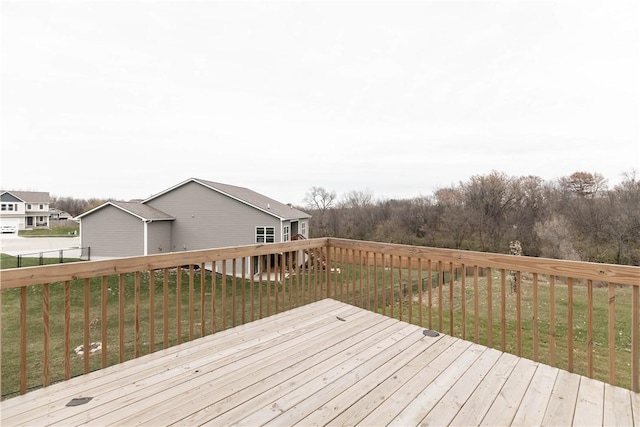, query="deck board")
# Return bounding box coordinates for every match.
[1,298,637,427]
